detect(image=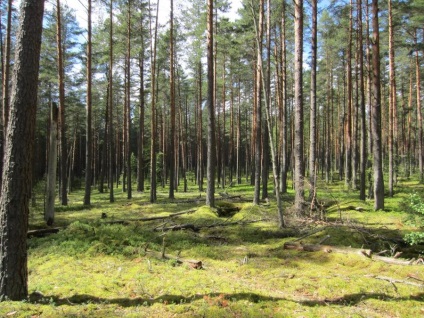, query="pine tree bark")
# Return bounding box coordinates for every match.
[149,0,159,203]
[358,0,367,201]
[414,30,423,182]
[371,0,384,210]
[388,0,396,196]
[84,0,93,205]
[279,3,288,194]
[206,0,216,207]
[56,0,67,206]
[45,103,58,225]
[294,0,305,214]
[169,0,176,199]
[137,48,145,192]
[253,0,263,205]
[0,0,44,301]
[2,0,12,148]
[126,0,132,199]
[108,0,115,203]
[309,0,317,202]
[345,0,353,188]
[196,61,203,190]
